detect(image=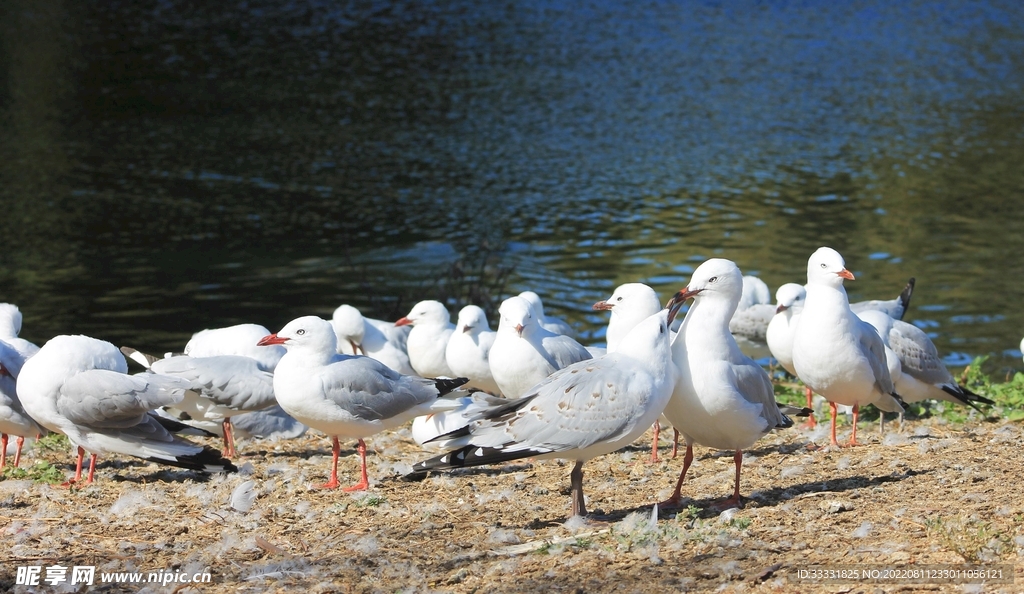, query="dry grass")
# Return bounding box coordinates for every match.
[2,417,1023,593]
